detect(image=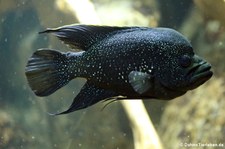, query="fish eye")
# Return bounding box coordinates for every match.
[179,55,192,68]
